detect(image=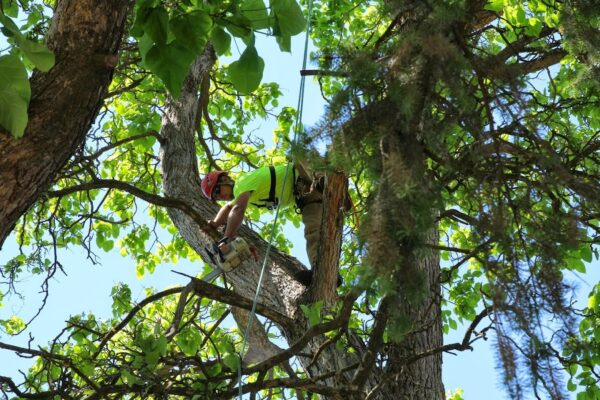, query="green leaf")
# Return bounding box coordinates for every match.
[156,334,168,356]
[525,17,543,37]
[0,13,21,37]
[241,0,271,30]
[0,54,30,138]
[515,6,527,26]
[138,32,155,60]
[210,26,231,55]
[299,300,323,327]
[567,257,586,273]
[143,7,169,45]
[176,327,202,356]
[223,353,240,371]
[144,41,196,97]
[1,315,25,334]
[484,0,504,12]
[18,39,55,72]
[0,13,55,72]
[223,13,253,41]
[275,32,291,53]
[170,10,212,52]
[270,0,306,37]
[227,38,264,94]
[580,245,593,263]
[121,369,139,387]
[449,318,458,330]
[1,0,19,17]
